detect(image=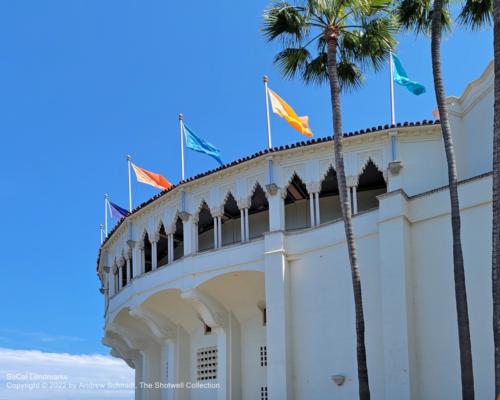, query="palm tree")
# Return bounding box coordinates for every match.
[397,0,491,398]
[493,0,500,396]
[263,2,395,398]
